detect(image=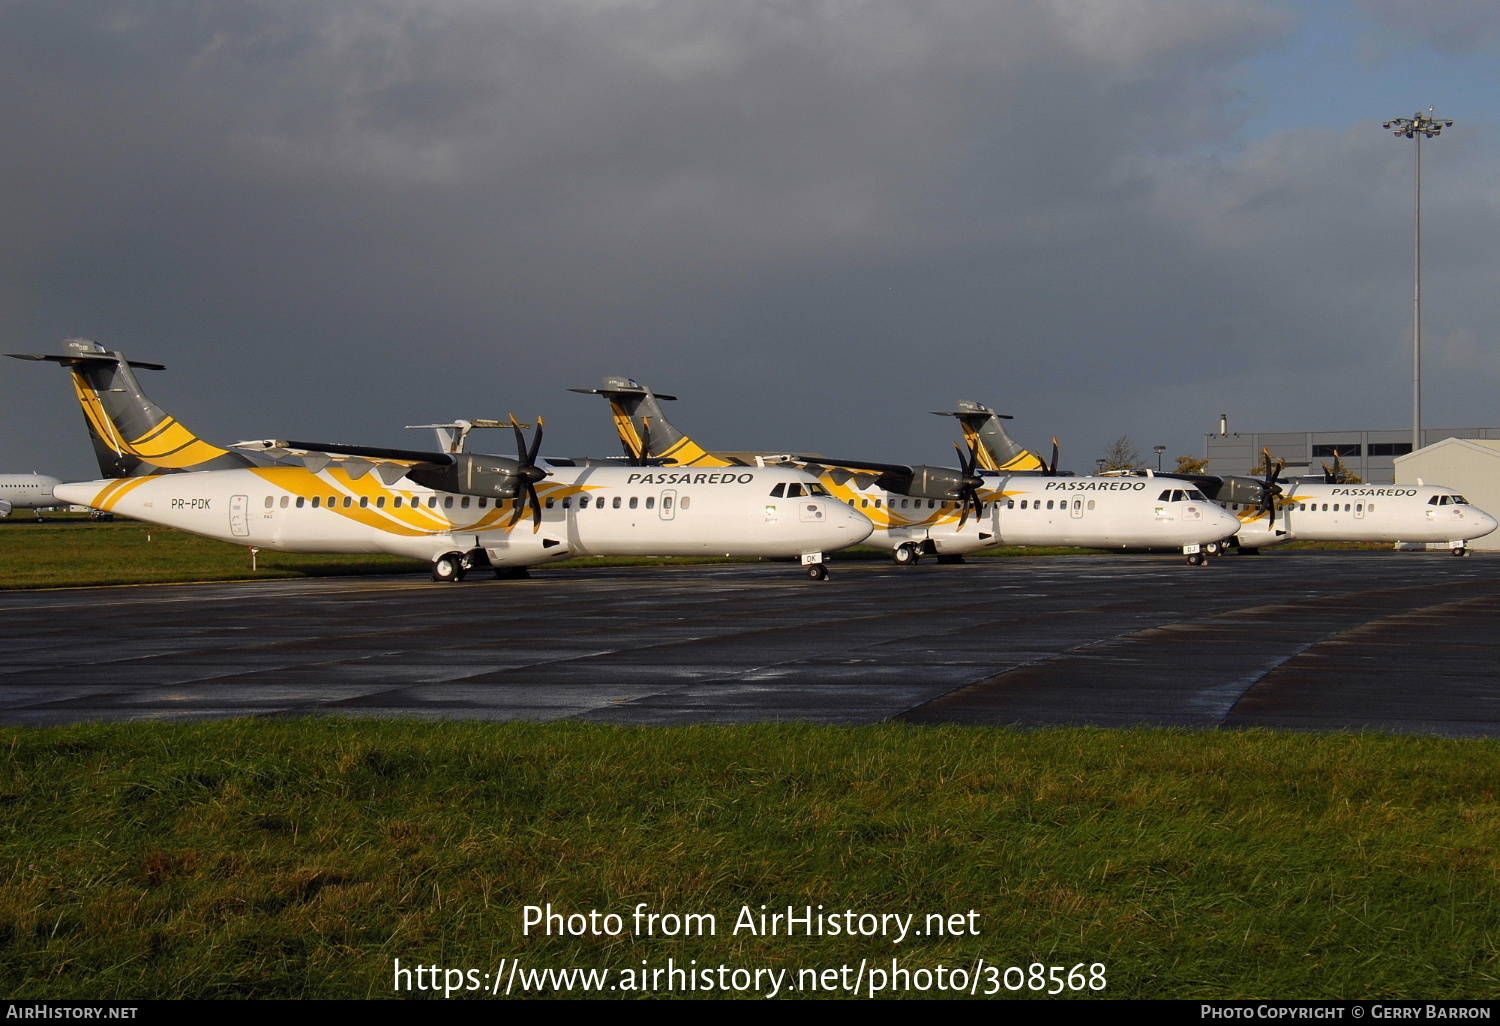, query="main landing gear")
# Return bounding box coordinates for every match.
[431,552,468,582]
